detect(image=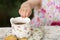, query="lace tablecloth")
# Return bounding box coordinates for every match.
[0,26,60,40]
[0,27,11,40]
